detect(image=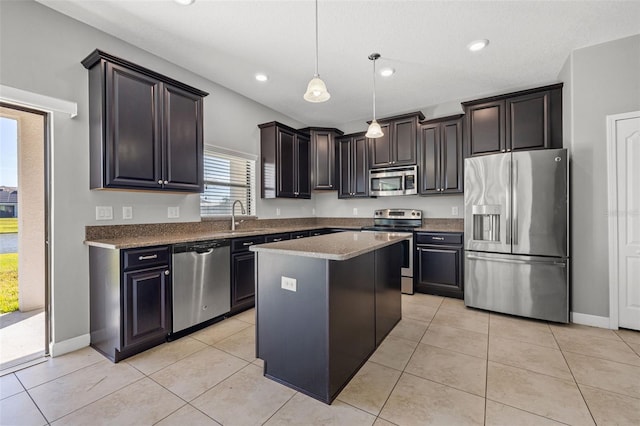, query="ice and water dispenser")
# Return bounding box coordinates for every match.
[471,205,501,242]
